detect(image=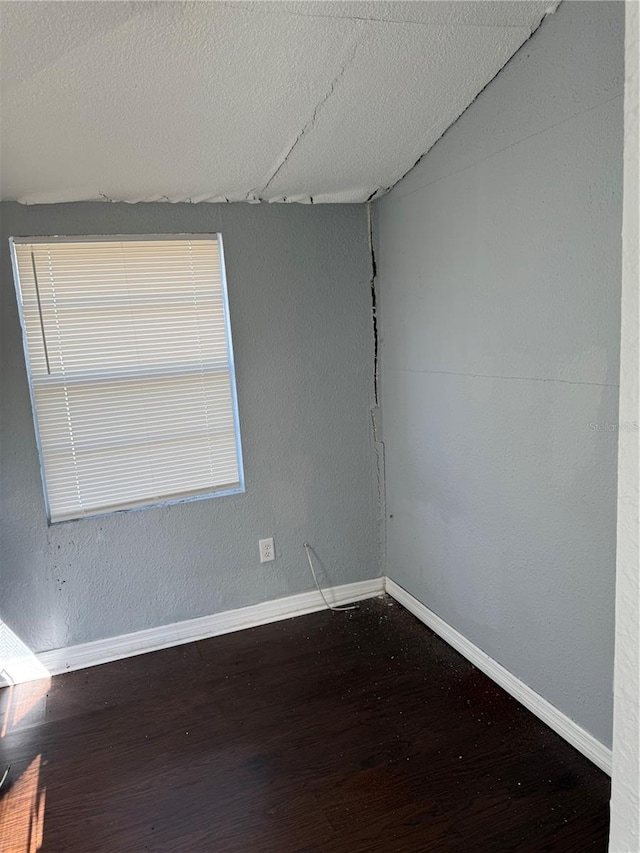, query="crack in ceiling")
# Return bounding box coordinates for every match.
[0,1,558,205]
